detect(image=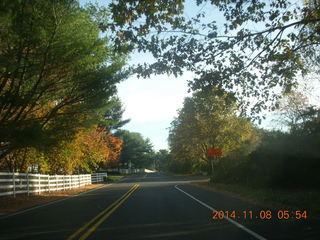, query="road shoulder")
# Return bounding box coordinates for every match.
[191,180,319,219]
[0,184,105,217]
